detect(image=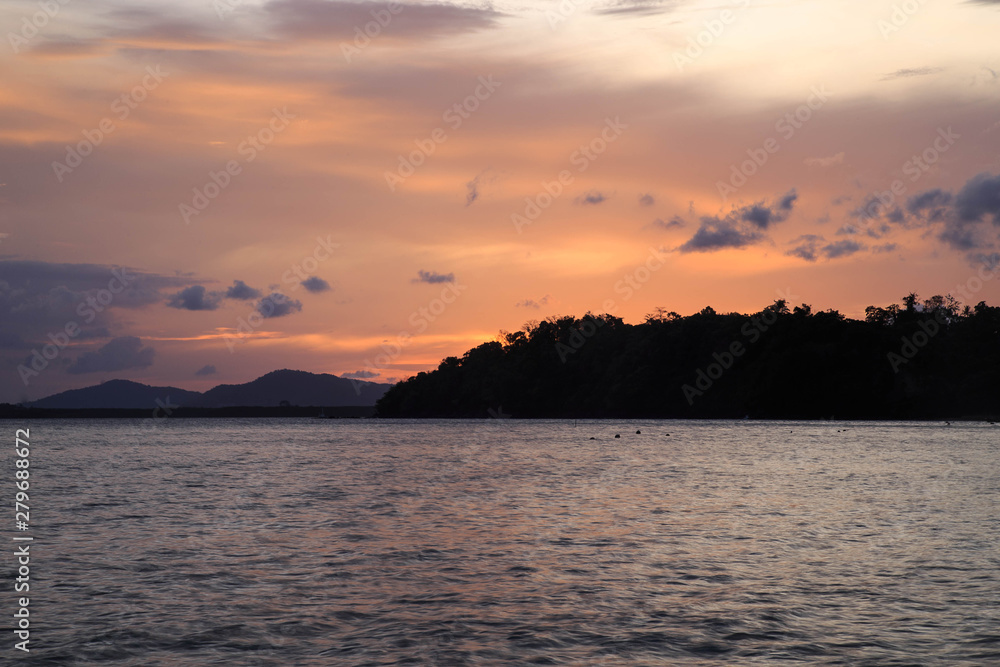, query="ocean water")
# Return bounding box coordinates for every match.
[6,418,999,665]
